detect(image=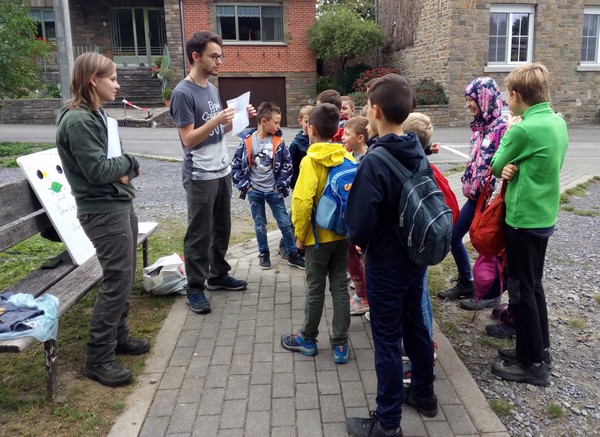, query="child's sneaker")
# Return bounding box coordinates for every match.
[280,330,318,356]
[288,251,305,269]
[350,297,369,315]
[278,238,289,260]
[259,252,271,270]
[332,344,349,364]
